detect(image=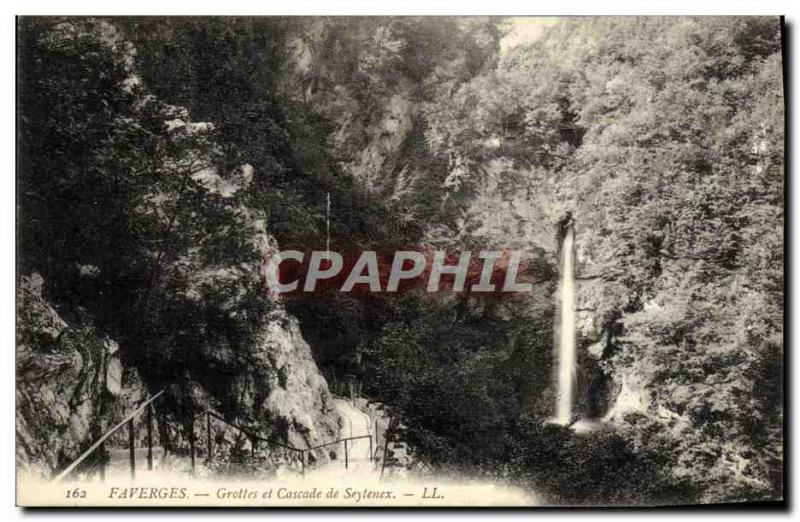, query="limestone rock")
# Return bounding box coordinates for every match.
[603,373,648,423]
[16,273,67,347]
[256,308,340,452]
[105,339,123,397]
[15,274,110,478]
